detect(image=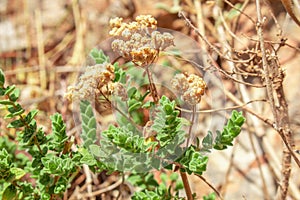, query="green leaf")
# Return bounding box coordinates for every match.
[9,88,20,102]
[78,147,97,166]
[7,119,25,128]
[163,104,173,115]
[202,131,213,150]
[2,184,17,200]
[0,100,14,105]
[203,193,216,200]
[0,88,5,95]
[139,90,151,101]
[25,109,39,124]
[128,101,142,113]
[89,144,102,157]
[0,68,5,87]
[54,177,68,194]
[89,48,110,64]
[7,104,24,115]
[142,101,154,109]
[10,167,26,180]
[4,85,16,95]
[39,173,51,185]
[41,193,51,200]
[127,87,137,98]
